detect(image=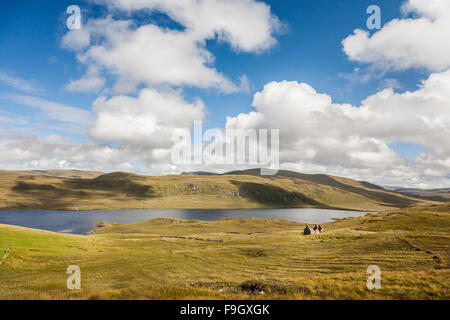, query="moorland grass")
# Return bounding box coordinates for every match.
[0,171,431,211]
[0,204,448,300]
